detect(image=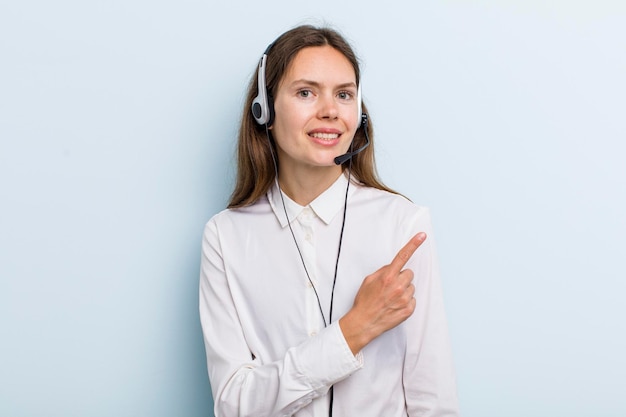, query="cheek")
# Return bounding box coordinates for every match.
[346,119,358,139]
[270,113,297,150]
[273,103,306,136]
